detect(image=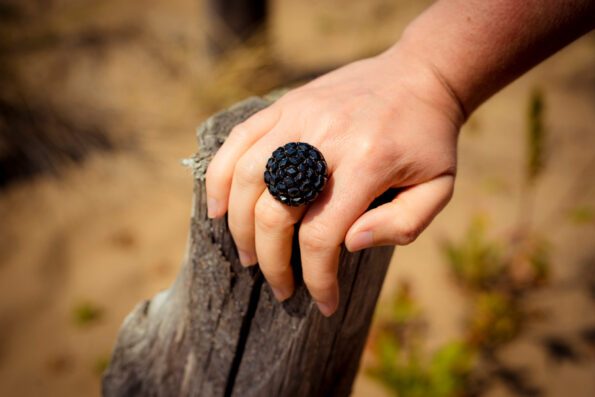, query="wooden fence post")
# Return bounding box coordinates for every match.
[102,95,395,397]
